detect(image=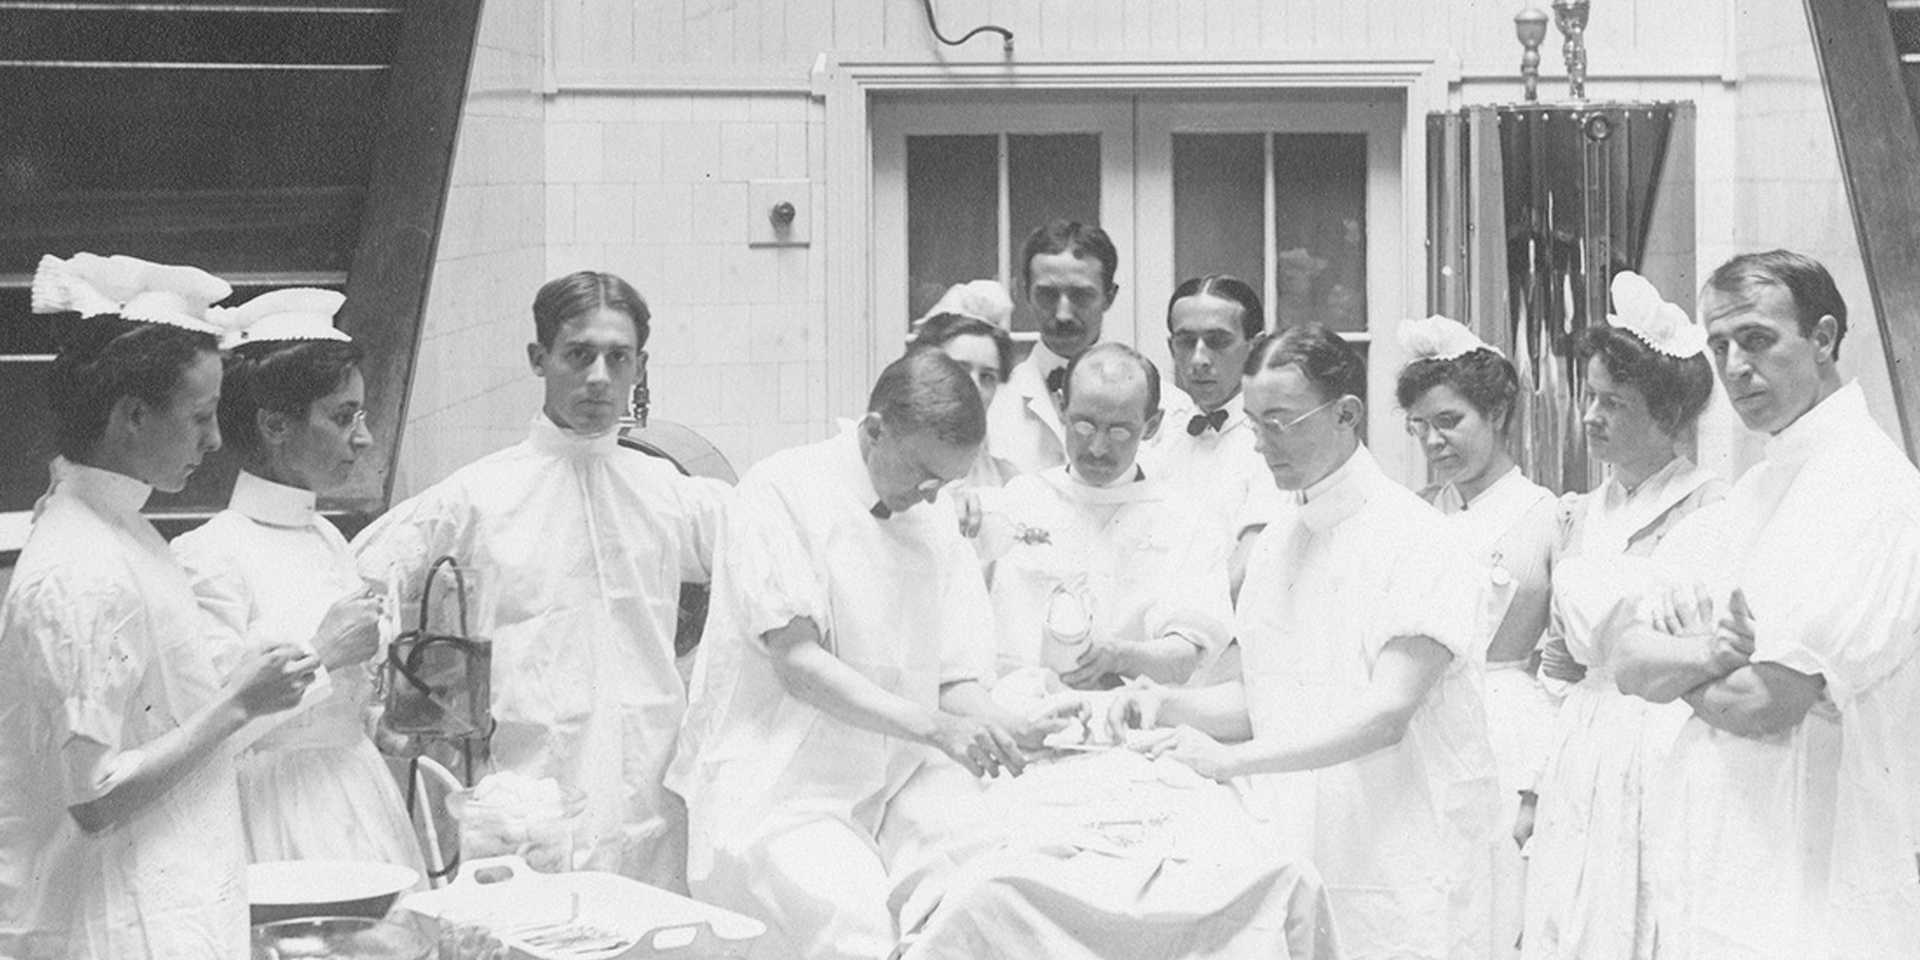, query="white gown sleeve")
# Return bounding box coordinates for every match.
[1141,515,1233,664]
[935,533,996,686]
[719,474,827,647]
[674,475,732,584]
[350,482,468,598]
[13,572,151,804]
[1373,523,1482,663]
